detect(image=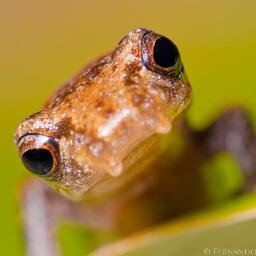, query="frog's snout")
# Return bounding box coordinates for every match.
[16,133,59,176]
